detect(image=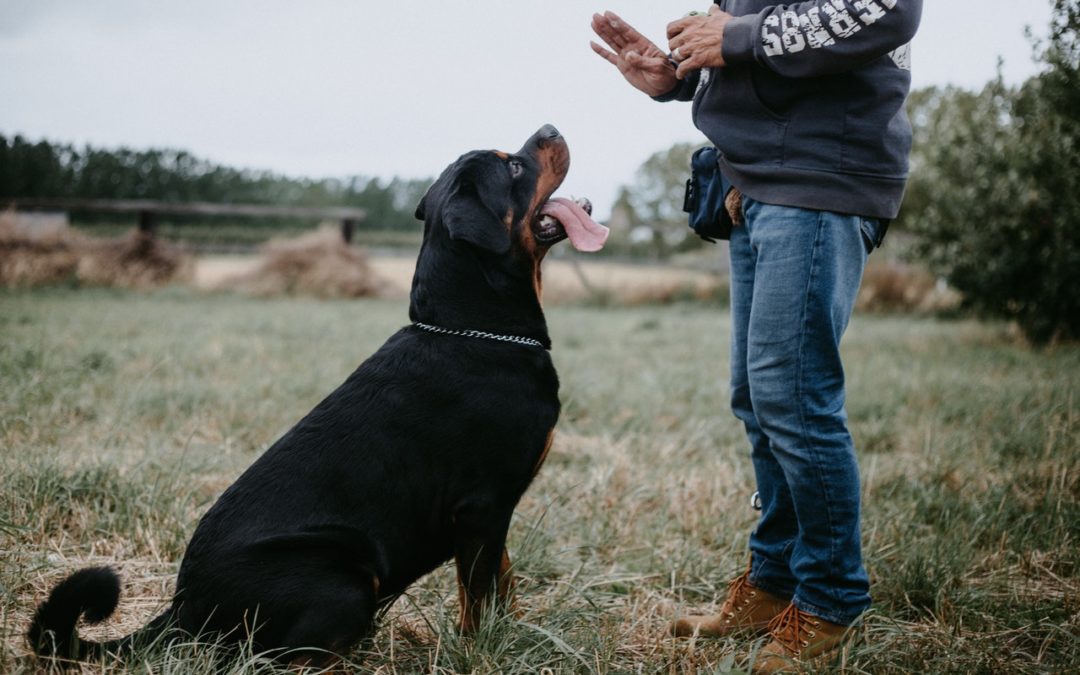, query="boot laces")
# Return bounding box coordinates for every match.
[766,604,821,652]
[728,570,753,597]
[724,570,757,614]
